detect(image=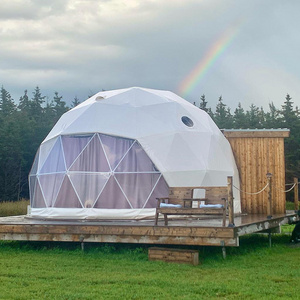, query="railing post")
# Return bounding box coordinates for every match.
[294,177,299,212]
[227,176,234,227]
[267,173,273,219]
